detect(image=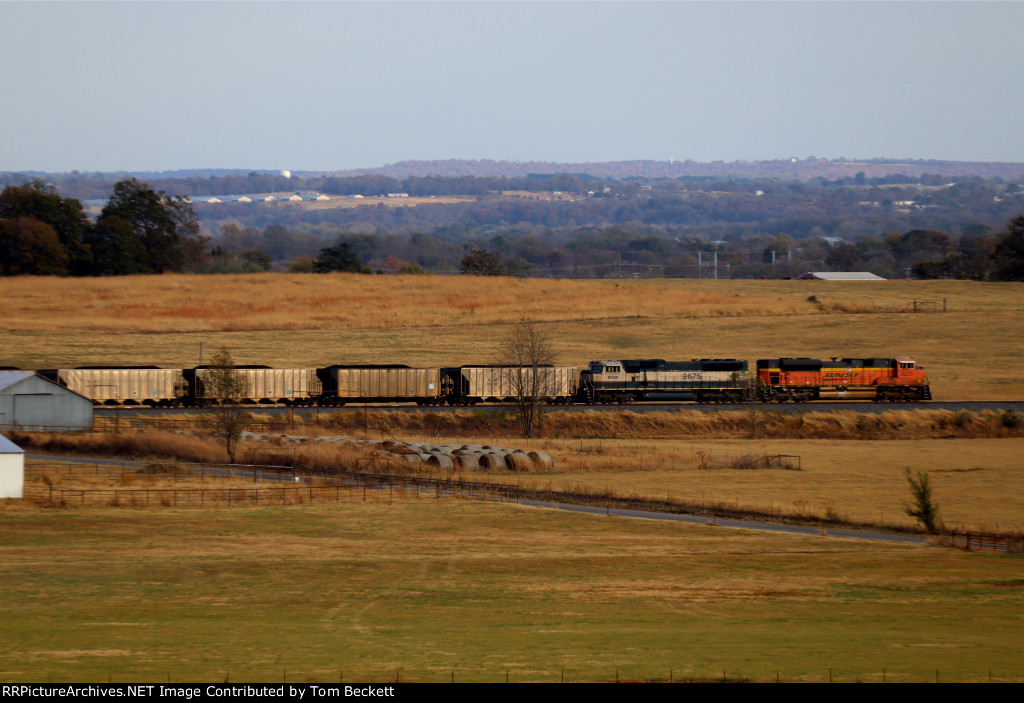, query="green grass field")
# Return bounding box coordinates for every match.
[1,500,1022,683]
